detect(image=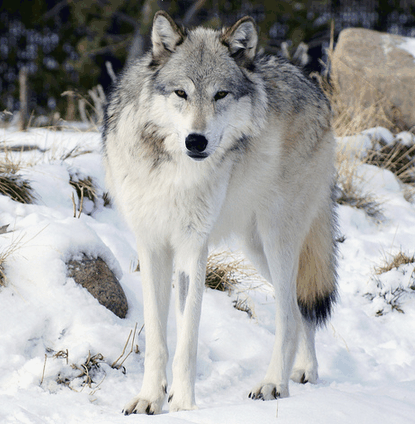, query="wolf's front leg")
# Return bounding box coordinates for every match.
[123,247,173,415]
[168,243,208,412]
